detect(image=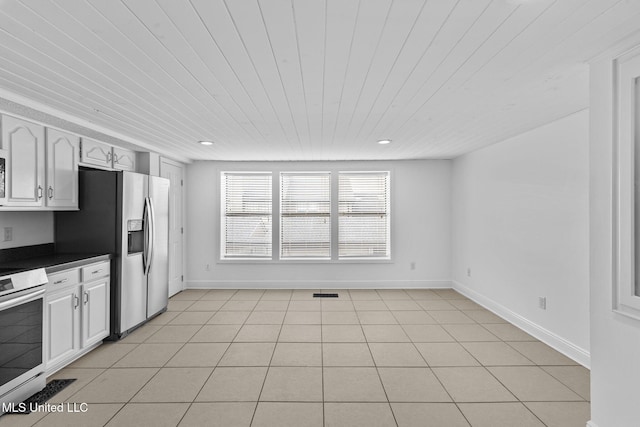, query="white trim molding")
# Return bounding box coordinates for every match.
[186,279,452,290]
[452,280,591,368]
[613,45,640,320]
[586,421,599,427]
